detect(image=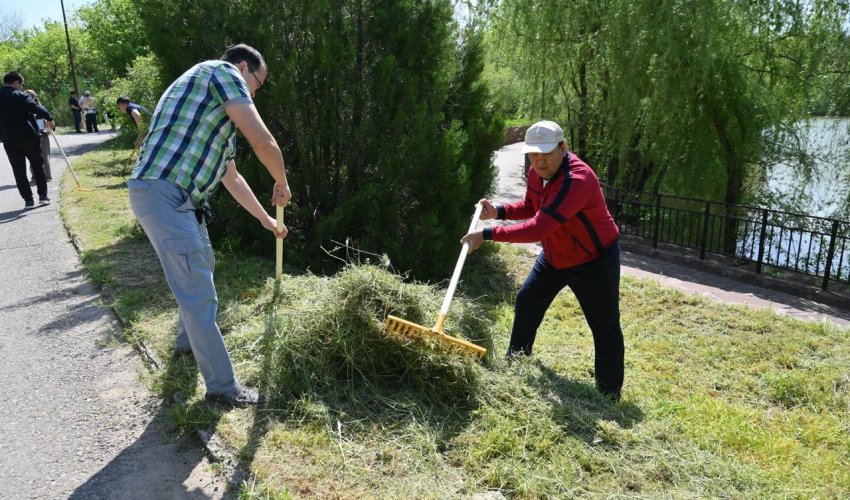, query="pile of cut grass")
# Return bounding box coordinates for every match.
[262,265,491,404]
